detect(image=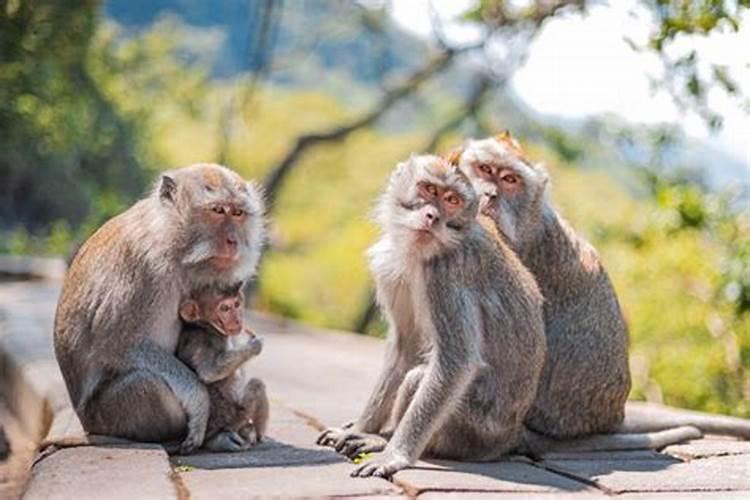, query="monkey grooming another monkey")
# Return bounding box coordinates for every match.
[177,283,269,451]
[454,132,750,443]
[54,163,265,454]
[318,155,546,478]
